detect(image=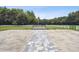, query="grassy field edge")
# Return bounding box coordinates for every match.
[0,25,79,31]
